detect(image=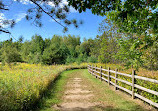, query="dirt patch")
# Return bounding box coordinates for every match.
[65,89,92,94]
[59,102,99,108]
[64,94,94,100]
